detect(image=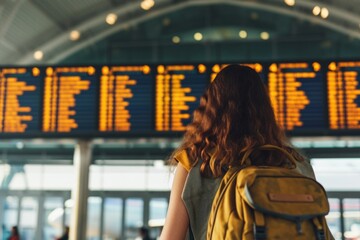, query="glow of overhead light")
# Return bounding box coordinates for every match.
[172,36,180,44]
[312,6,321,16]
[321,7,329,19]
[260,32,270,40]
[284,0,295,7]
[106,13,117,25]
[65,199,73,208]
[194,32,203,41]
[33,50,43,60]
[140,0,155,10]
[70,30,80,41]
[239,30,247,39]
[16,142,24,149]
